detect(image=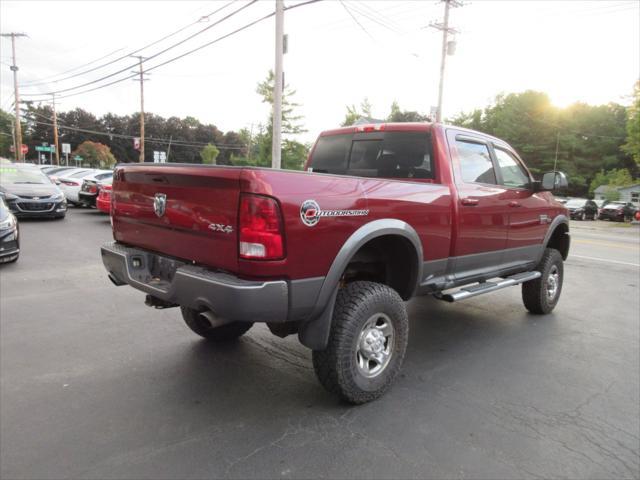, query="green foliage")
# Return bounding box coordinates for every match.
[240,71,308,170]
[447,90,634,196]
[589,168,634,196]
[0,109,15,159]
[5,104,246,164]
[256,70,306,135]
[621,80,640,166]
[604,188,621,202]
[341,99,428,126]
[387,101,428,123]
[71,141,116,168]
[200,143,219,165]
